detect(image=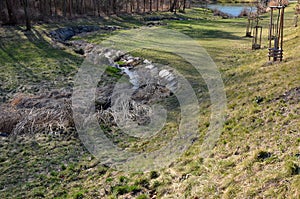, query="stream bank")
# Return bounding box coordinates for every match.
[0,25,179,138]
